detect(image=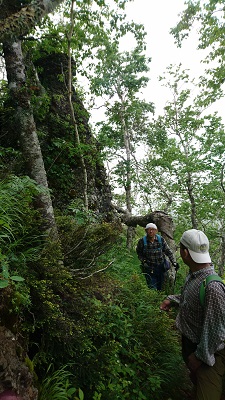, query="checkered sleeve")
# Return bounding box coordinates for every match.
[136,238,145,262]
[195,281,225,366]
